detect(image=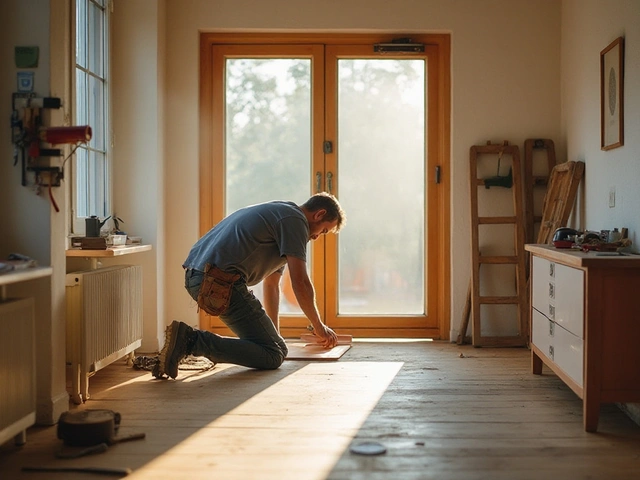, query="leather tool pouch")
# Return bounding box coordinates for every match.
[197,264,241,316]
